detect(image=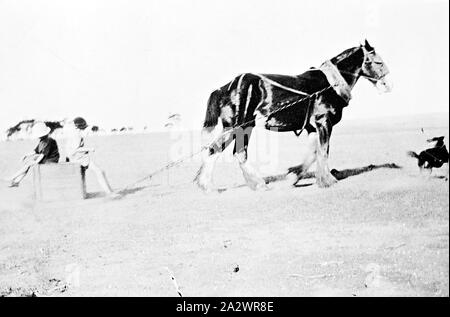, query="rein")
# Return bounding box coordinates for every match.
[339,69,388,82]
[337,47,389,83]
